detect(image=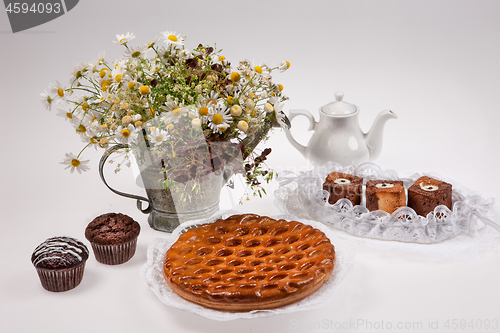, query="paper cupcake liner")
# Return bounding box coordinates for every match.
[35,261,86,292]
[90,237,138,265]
